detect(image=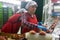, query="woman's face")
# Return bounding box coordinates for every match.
[28,5,37,14]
